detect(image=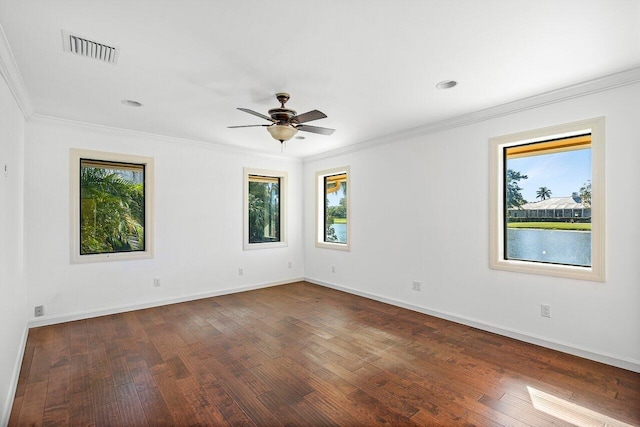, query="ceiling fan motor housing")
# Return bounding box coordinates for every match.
[268,107,297,125]
[270,93,296,125]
